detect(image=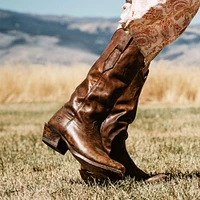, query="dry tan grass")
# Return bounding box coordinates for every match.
[141,61,200,105]
[0,61,200,105]
[0,63,88,103]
